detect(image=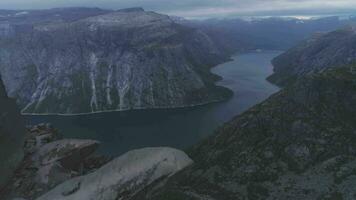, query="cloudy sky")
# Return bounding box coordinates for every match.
[1,0,356,19]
